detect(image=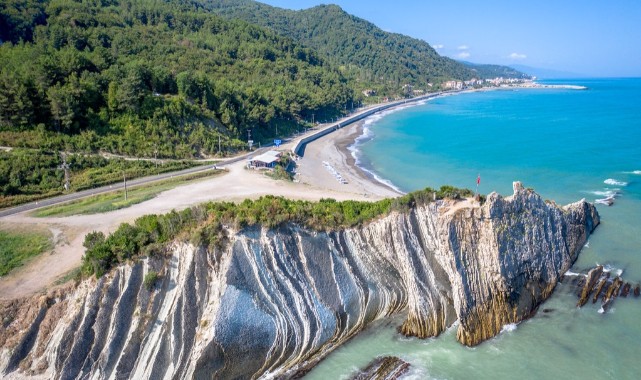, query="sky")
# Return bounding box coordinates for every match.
[259,0,641,77]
